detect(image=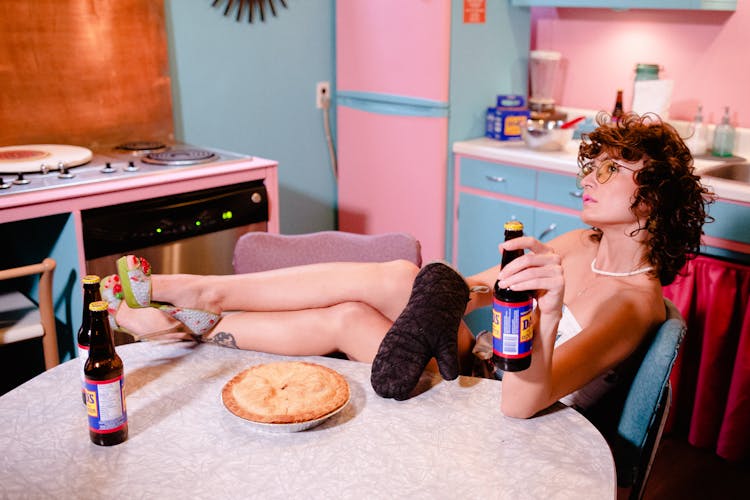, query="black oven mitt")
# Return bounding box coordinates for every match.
[371,262,470,400]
